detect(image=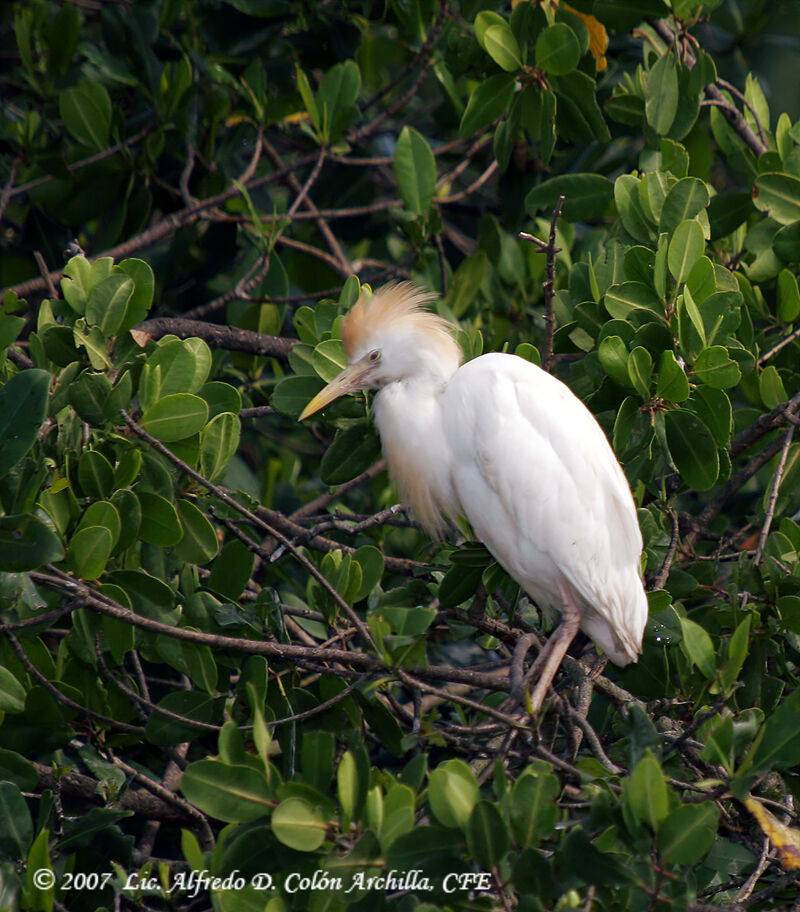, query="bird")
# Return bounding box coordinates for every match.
[299,282,648,713]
